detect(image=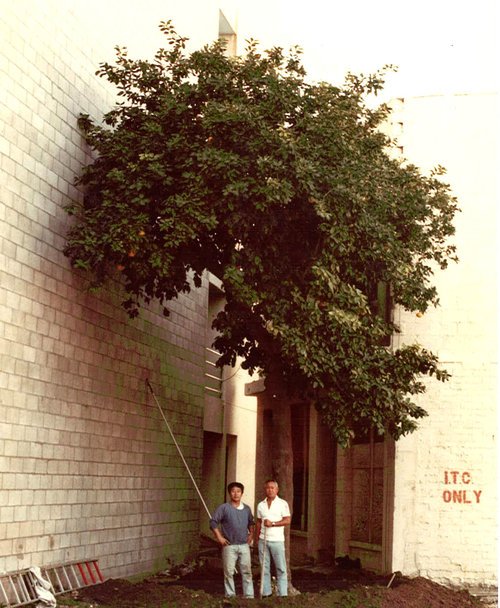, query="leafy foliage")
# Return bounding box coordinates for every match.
[64,22,458,445]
